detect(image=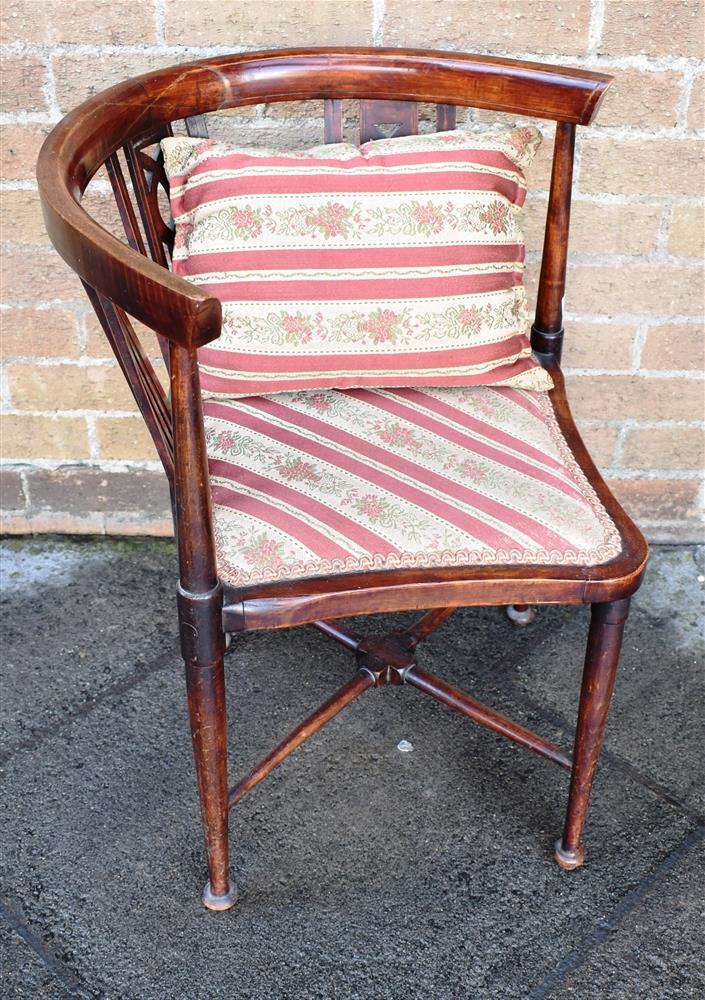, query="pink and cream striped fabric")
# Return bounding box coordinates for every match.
[204,385,621,587]
[162,128,553,396]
